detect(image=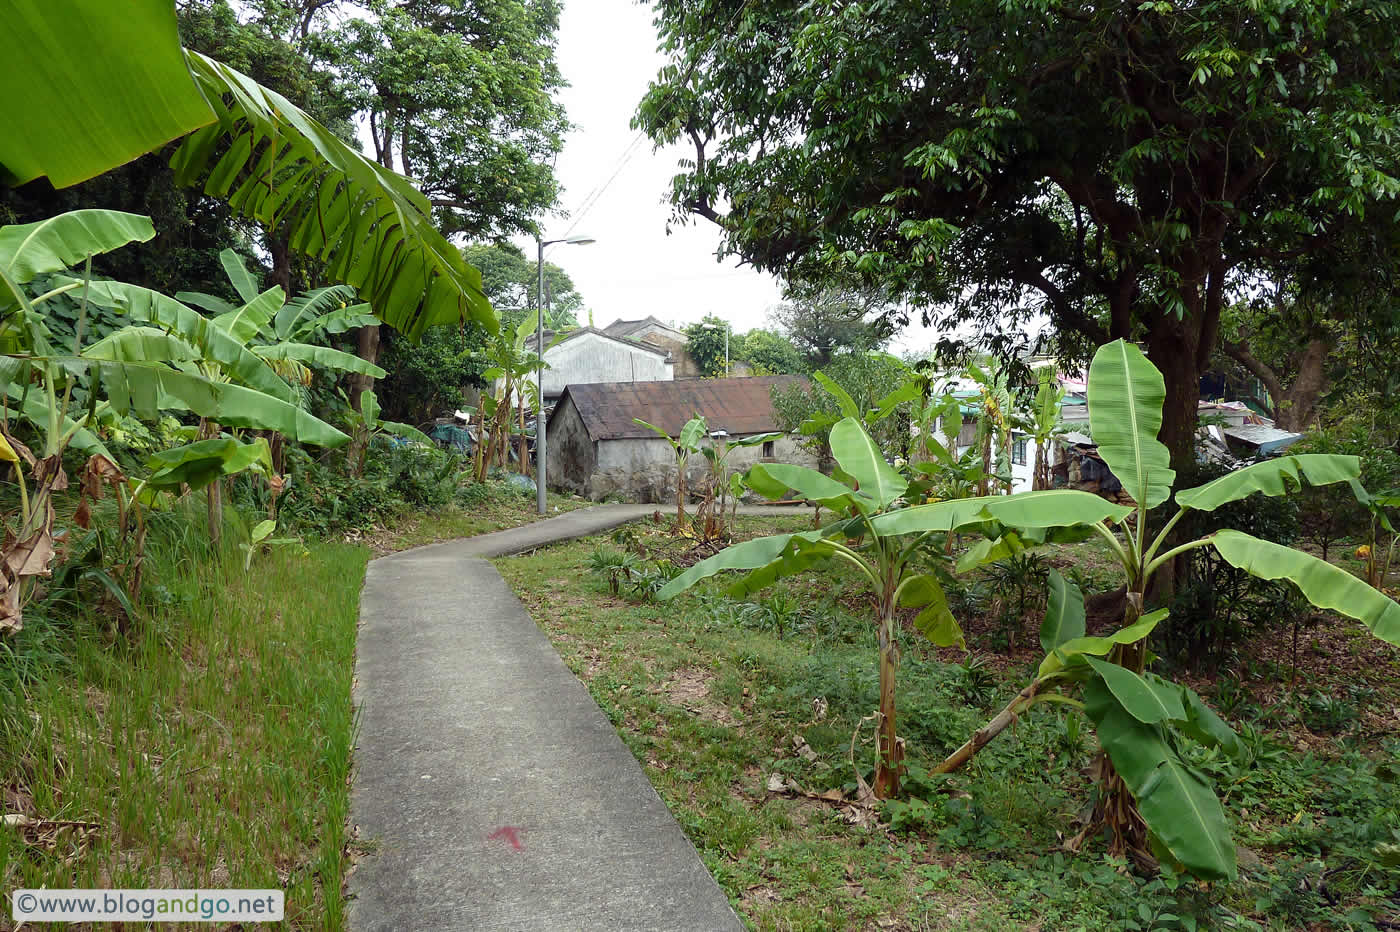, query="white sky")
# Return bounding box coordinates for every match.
[511,0,940,352]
